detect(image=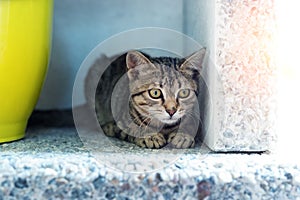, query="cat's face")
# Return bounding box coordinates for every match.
[130,65,198,125]
[126,49,205,126]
